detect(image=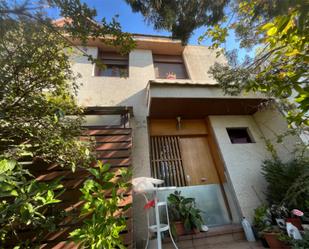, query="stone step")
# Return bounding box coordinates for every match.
[163,224,246,249]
